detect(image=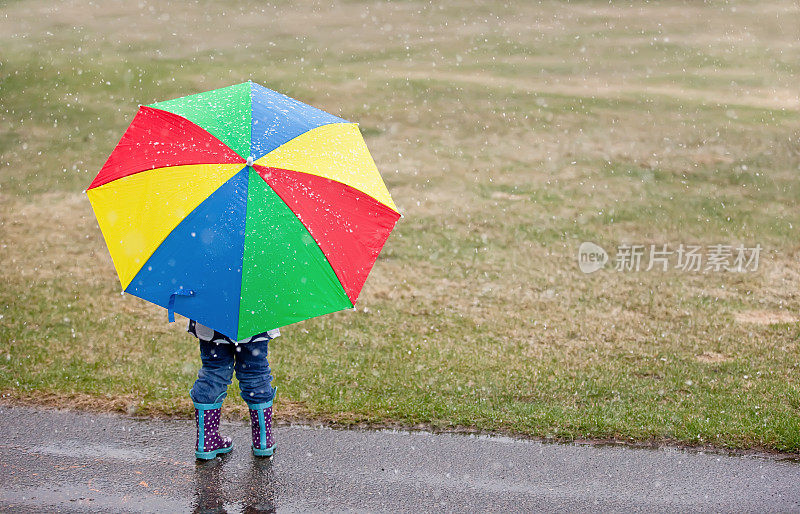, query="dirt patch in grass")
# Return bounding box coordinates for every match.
[695,351,730,364]
[0,389,312,424]
[735,310,798,325]
[380,69,800,111]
